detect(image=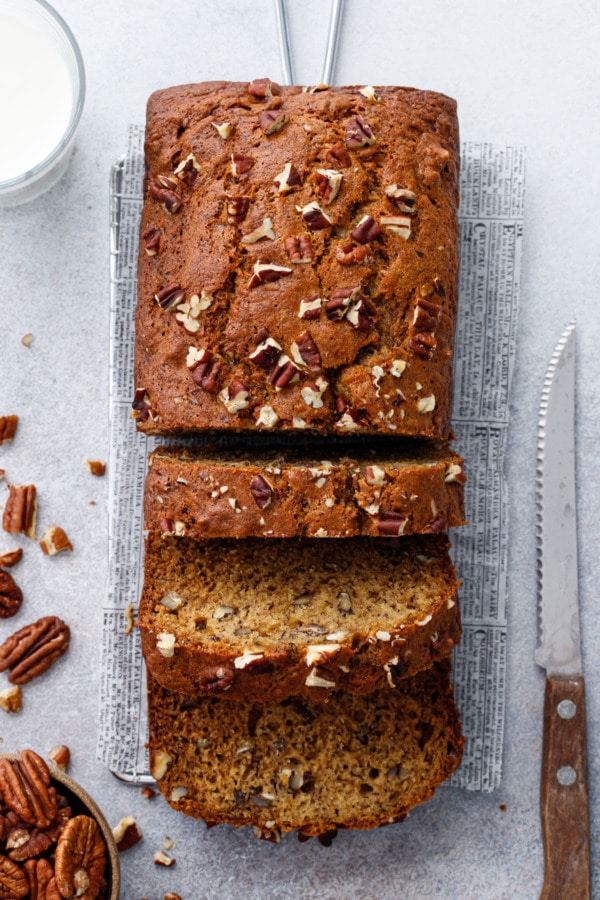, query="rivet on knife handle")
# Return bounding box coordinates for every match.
[540,675,590,899]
